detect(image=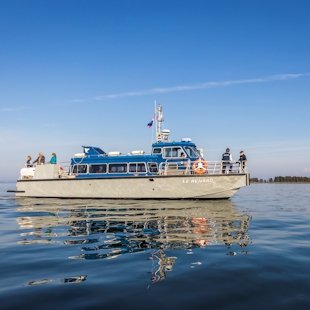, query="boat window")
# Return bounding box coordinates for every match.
[164,147,183,158]
[184,146,200,158]
[93,147,106,155]
[129,164,136,173]
[129,163,146,173]
[72,165,88,174]
[164,148,171,157]
[109,163,127,173]
[89,164,107,174]
[152,148,162,154]
[137,163,146,172]
[148,163,158,173]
